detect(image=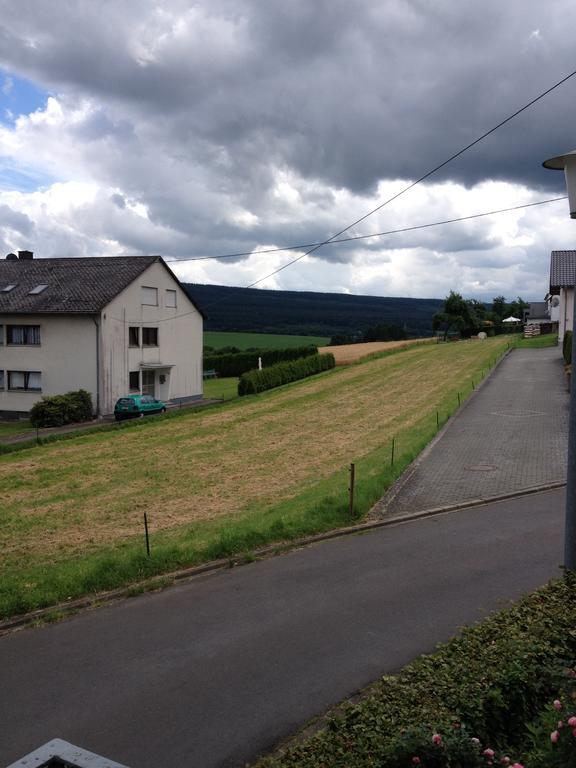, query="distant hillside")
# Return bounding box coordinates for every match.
[183,283,442,337]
